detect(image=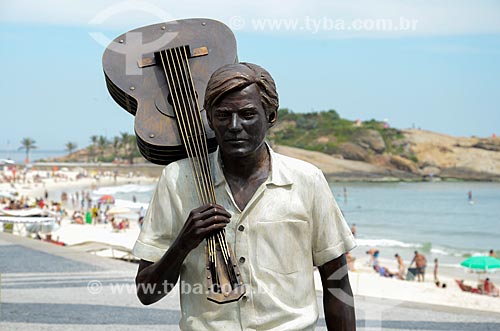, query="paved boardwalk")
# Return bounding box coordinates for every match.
[1,232,500,331]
